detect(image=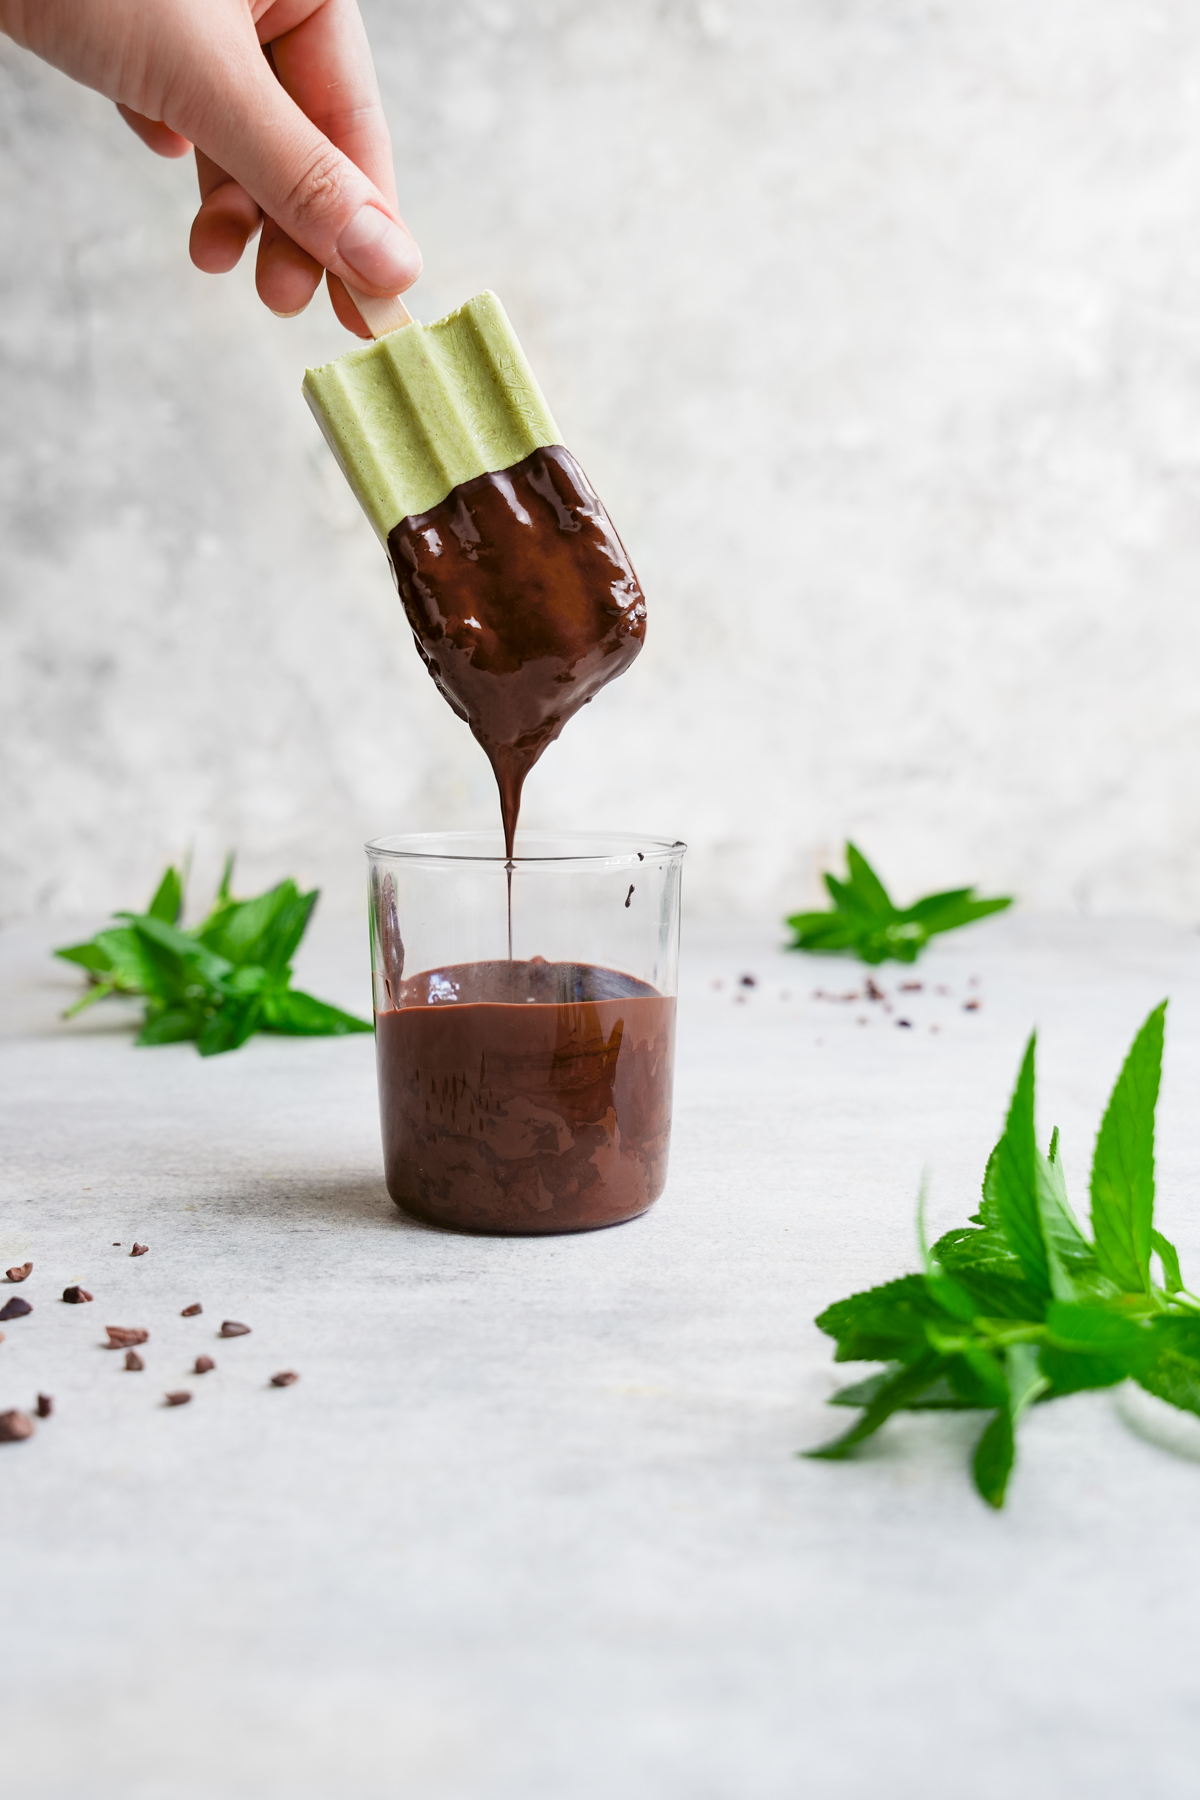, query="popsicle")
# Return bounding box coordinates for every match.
[303,292,646,855]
